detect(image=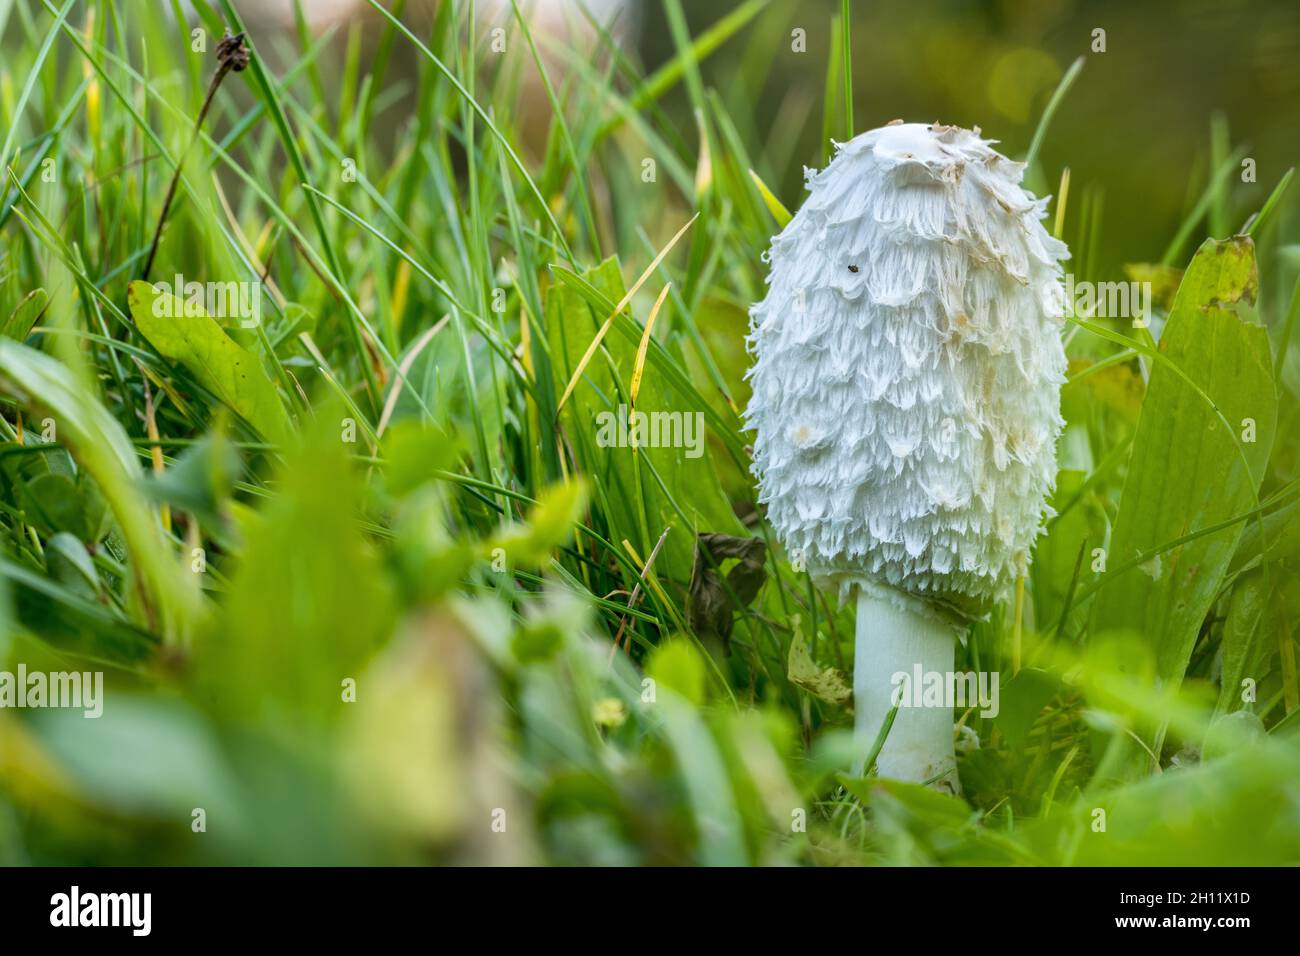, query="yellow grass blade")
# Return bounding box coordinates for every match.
[749,168,792,227]
[630,283,672,409]
[1054,167,1071,240]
